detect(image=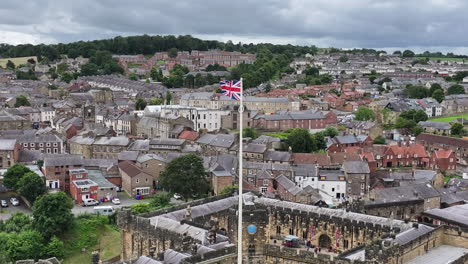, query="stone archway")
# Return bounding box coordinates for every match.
[319,234,332,248]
